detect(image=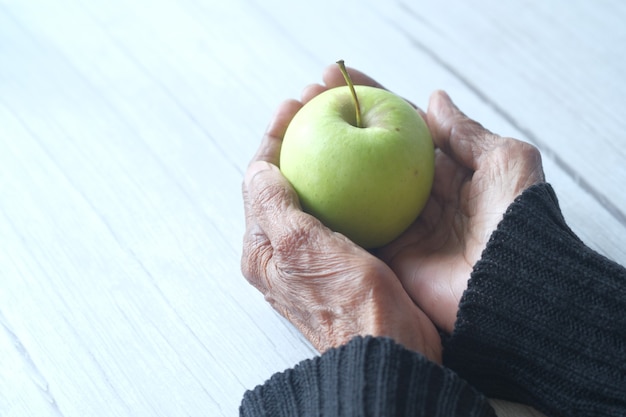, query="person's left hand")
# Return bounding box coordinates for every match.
[315,66,544,335]
[241,97,442,362]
